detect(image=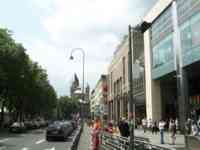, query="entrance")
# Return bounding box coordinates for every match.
[160,73,178,120]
